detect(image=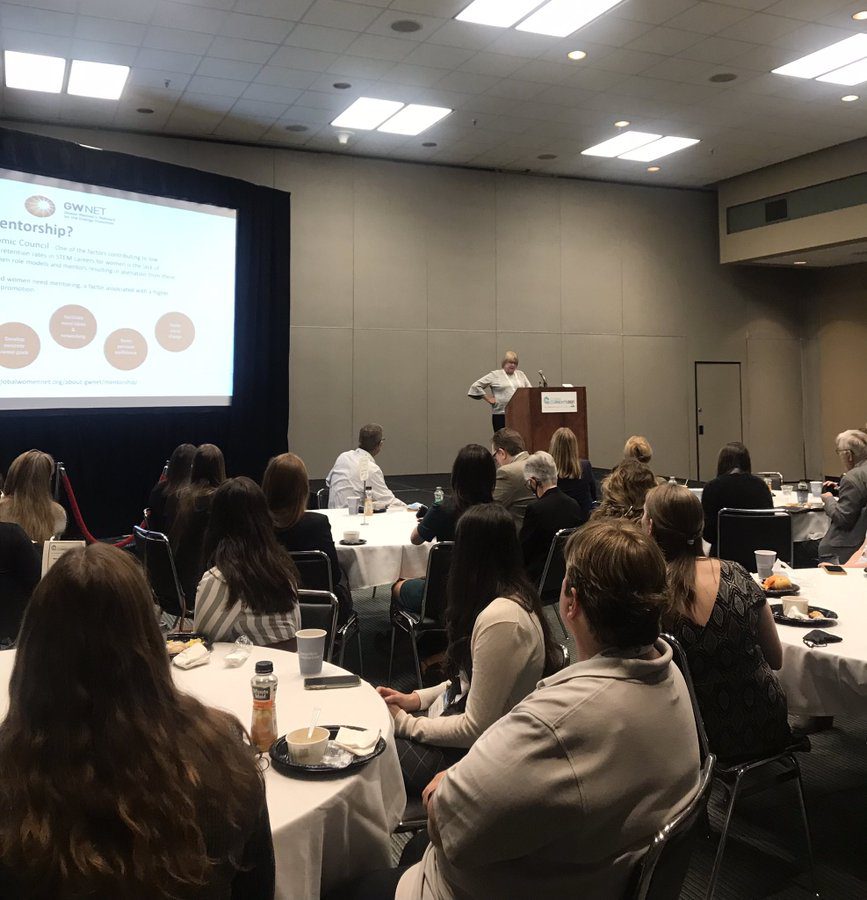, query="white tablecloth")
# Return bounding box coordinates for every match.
[0,644,405,900]
[771,568,867,717]
[324,508,432,590]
